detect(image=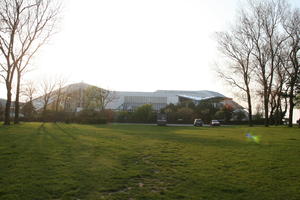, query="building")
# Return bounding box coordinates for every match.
[32,82,245,114]
[106,89,244,112]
